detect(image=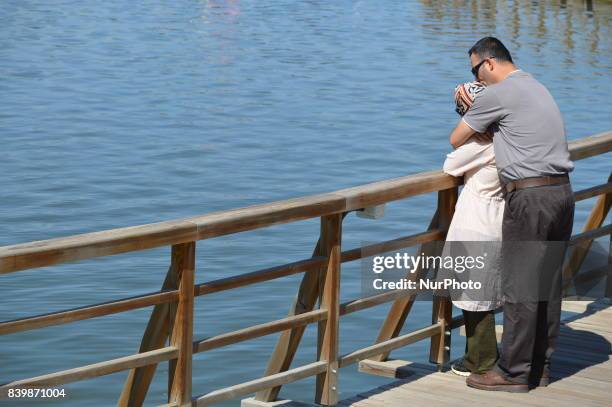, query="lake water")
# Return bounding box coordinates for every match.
[1,1,611,405]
